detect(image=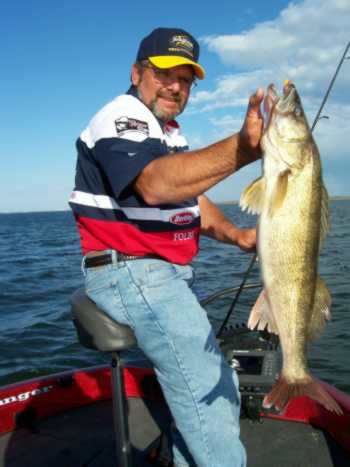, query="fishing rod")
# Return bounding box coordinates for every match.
[311,41,350,131]
[216,41,350,339]
[216,254,258,337]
